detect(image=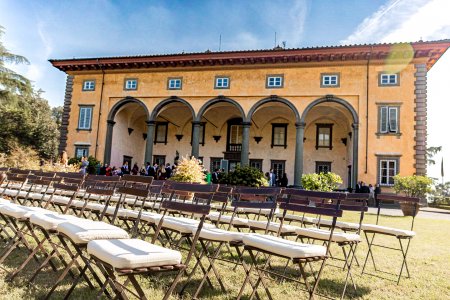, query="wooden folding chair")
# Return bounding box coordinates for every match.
[361,194,419,284]
[87,182,217,300]
[238,190,343,300]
